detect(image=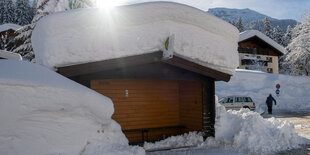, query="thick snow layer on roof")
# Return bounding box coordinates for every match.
[32,2,239,75]
[0,23,21,32]
[0,50,22,60]
[216,69,310,111]
[0,60,144,155]
[239,30,286,55]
